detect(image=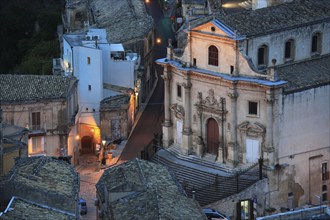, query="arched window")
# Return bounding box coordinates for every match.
[208,45,219,66]
[311,32,322,54]
[284,39,295,60]
[257,44,268,67]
